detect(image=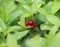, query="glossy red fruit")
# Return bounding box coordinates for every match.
[25,20,36,30]
[30,25,35,30]
[34,22,36,26]
[25,21,29,26]
[28,20,34,26]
